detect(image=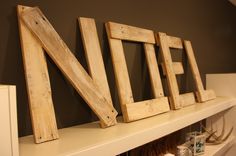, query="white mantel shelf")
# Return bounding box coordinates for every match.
[19,97,236,156]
